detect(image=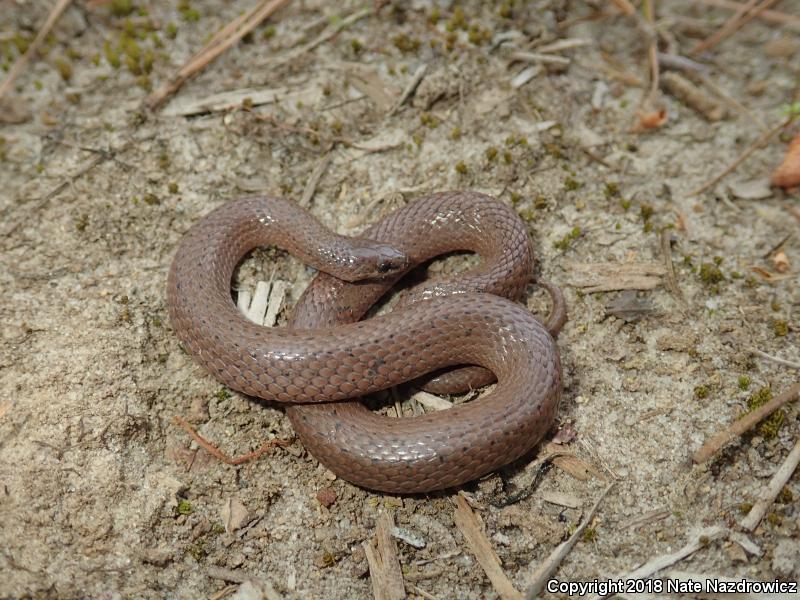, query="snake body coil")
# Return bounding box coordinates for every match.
[167,192,564,493]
